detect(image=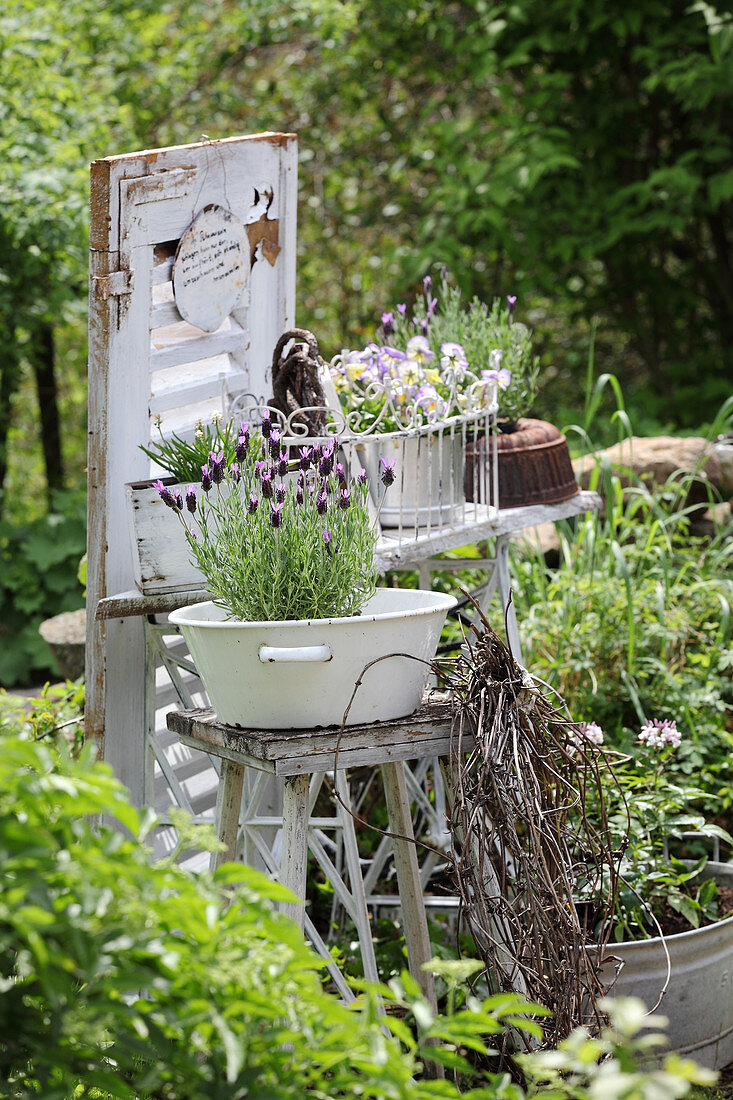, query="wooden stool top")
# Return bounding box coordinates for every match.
[166,694,464,776]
